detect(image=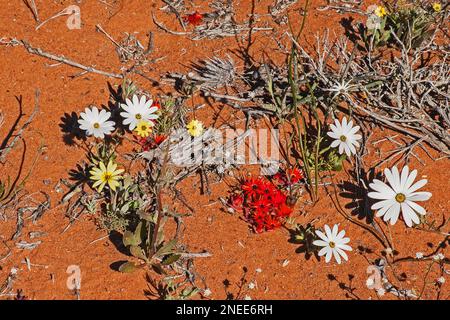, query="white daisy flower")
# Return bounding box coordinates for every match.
[368,166,432,227]
[327,117,362,156]
[313,224,352,264]
[78,106,115,138]
[120,95,159,130]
